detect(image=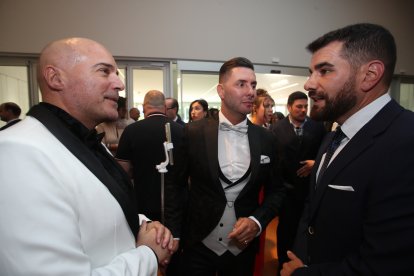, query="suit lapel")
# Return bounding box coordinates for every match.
[243,120,260,194]
[204,119,223,193]
[310,100,404,218]
[27,104,140,236]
